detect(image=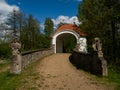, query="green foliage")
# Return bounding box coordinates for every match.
[20,14,41,51]
[44,17,54,36]
[0,43,11,59]
[0,69,29,90]
[63,35,76,53]
[38,35,51,48]
[78,0,120,63]
[6,10,52,53]
[107,65,120,89]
